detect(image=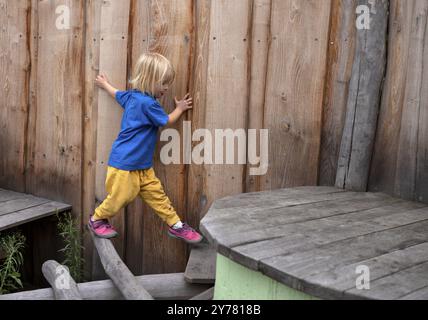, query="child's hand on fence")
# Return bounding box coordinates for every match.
[174,93,193,112]
[95,73,110,89]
